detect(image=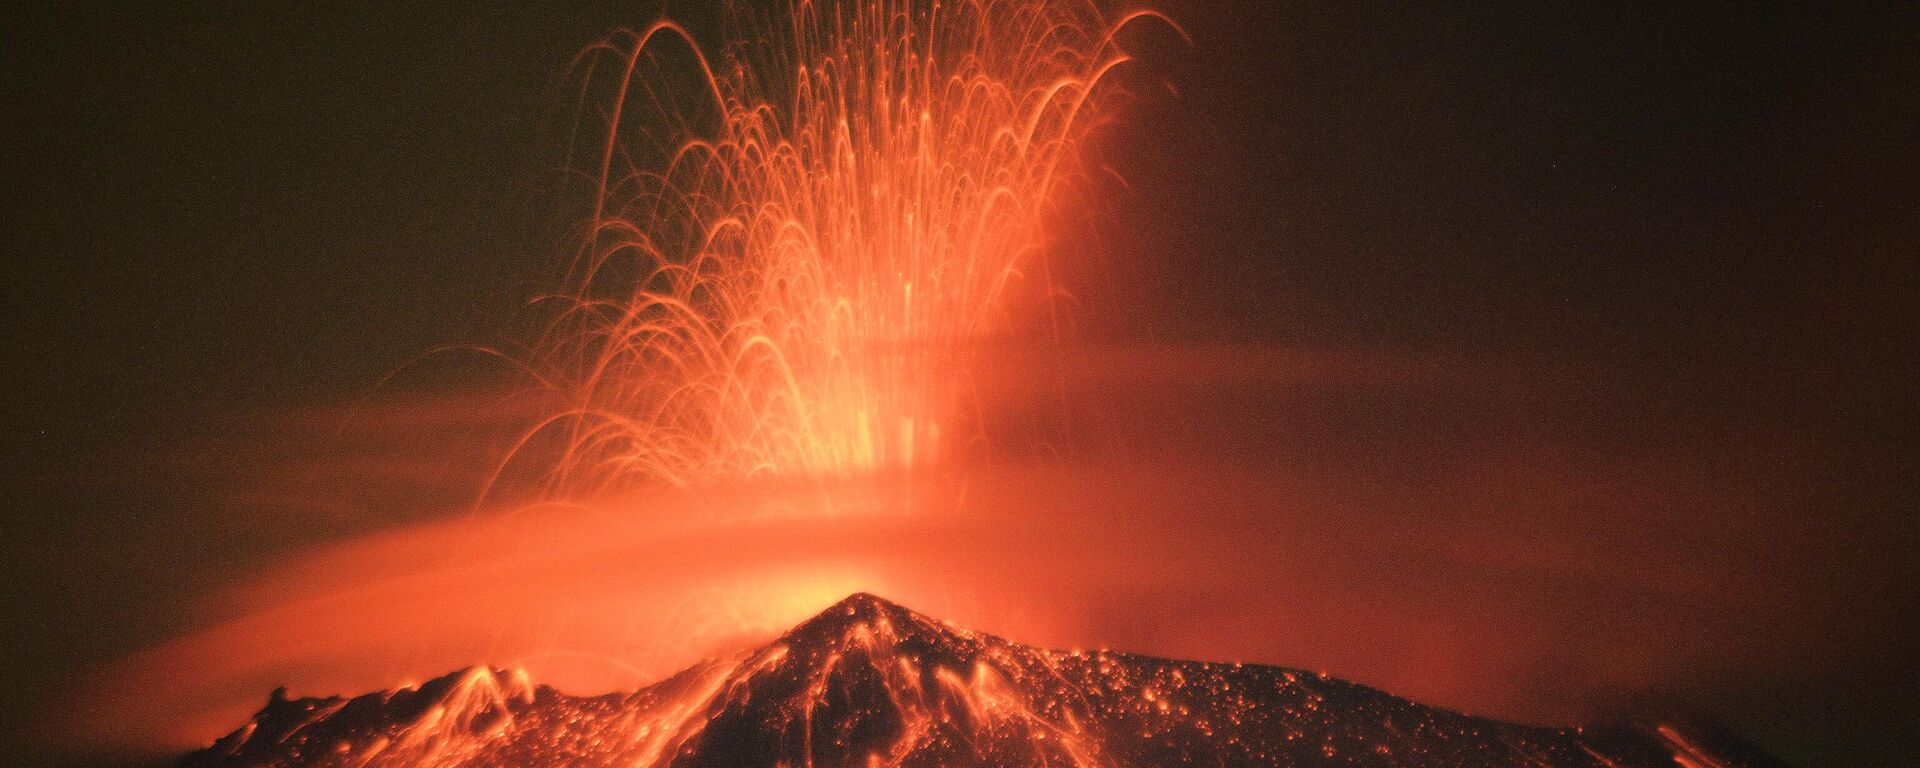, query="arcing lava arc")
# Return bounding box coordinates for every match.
[497,0,1174,495]
[184,595,1780,768]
